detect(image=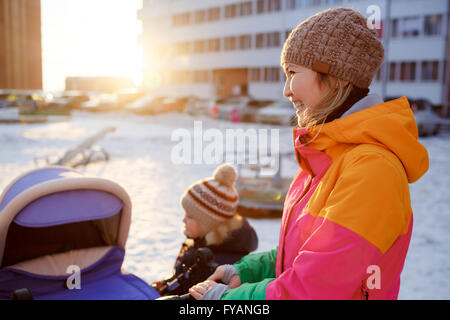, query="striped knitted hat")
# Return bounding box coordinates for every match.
[180,163,239,238]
